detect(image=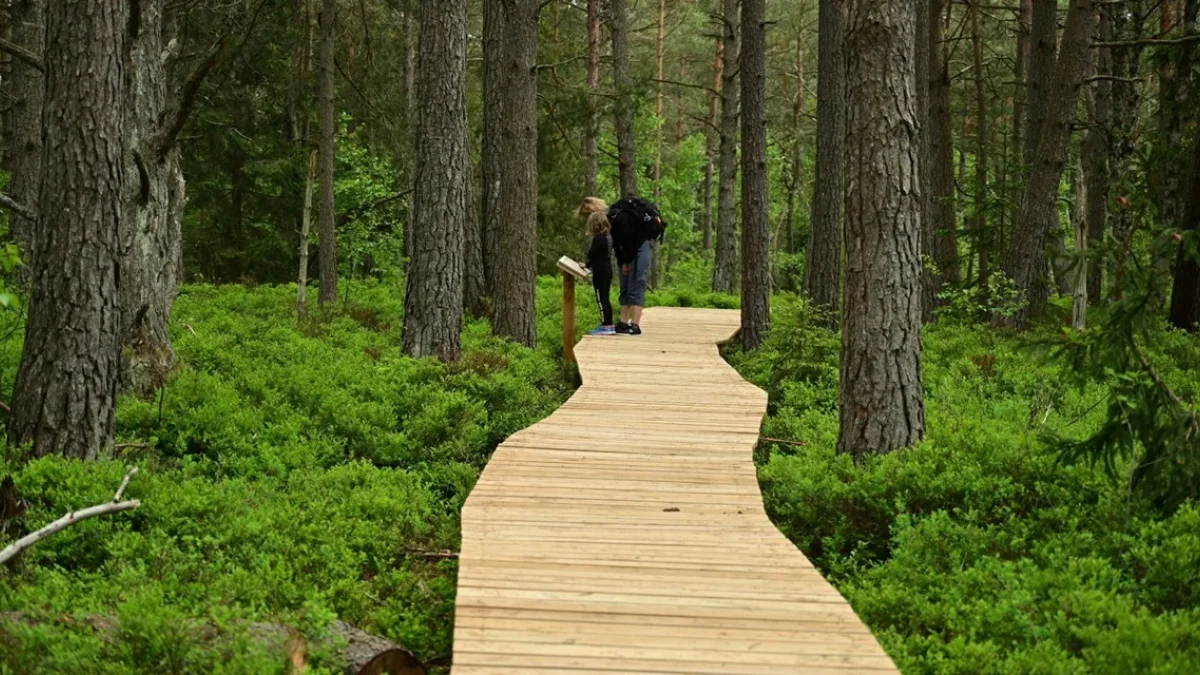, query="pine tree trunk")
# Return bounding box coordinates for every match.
[839,0,926,458]
[928,0,959,289]
[703,37,722,251]
[1000,0,1095,329]
[462,158,487,317]
[610,0,638,197]
[915,0,933,321]
[403,0,468,361]
[1167,127,1200,331]
[584,0,600,197]
[1008,0,1032,245]
[120,0,187,396]
[1154,0,1197,305]
[298,152,317,316]
[740,0,770,350]
[1108,5,1145,292]
[482,0,539,347]
[787,35,806,259]
[318,0,338,305]
[9,0,129,459]
[804,0,845,317]
[1071,154,1089,329]
[1084,7,1112,304]
[3,0,43,276]
[712,0,739,294]
[970,0,991,284]
[1025,0,1057,165]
